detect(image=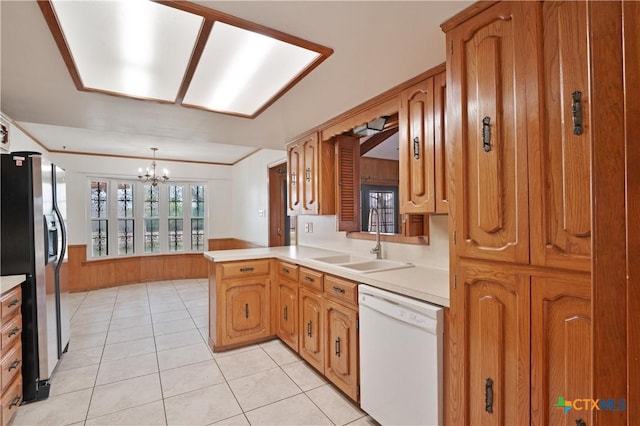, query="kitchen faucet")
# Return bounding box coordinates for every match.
[369,208,382,259]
